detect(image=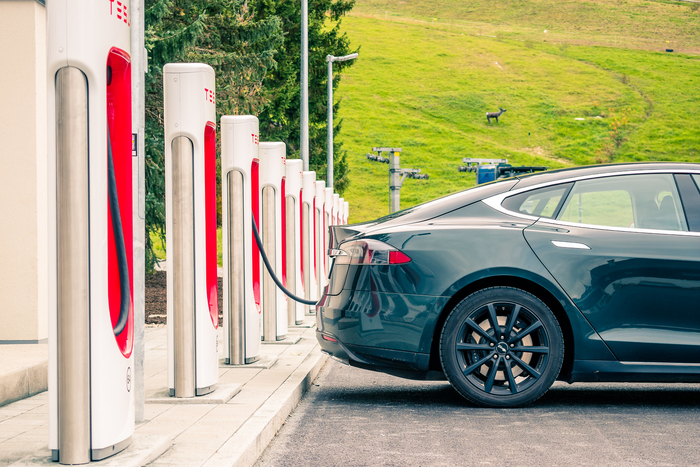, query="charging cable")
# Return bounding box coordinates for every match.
[251,215,319,306]
[107,126,131,335]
